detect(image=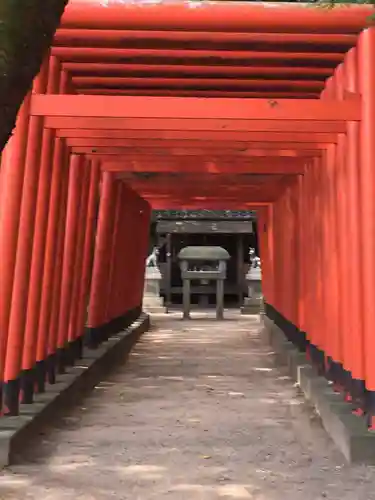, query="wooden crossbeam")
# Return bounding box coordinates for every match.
[31,95,360,121]
[47,117,347,133]
[72,146,318,157]
[58,130,339,142]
